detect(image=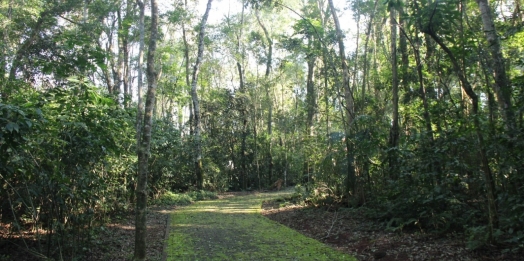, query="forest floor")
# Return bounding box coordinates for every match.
[2,189,522,260]
[261,200,523,261]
